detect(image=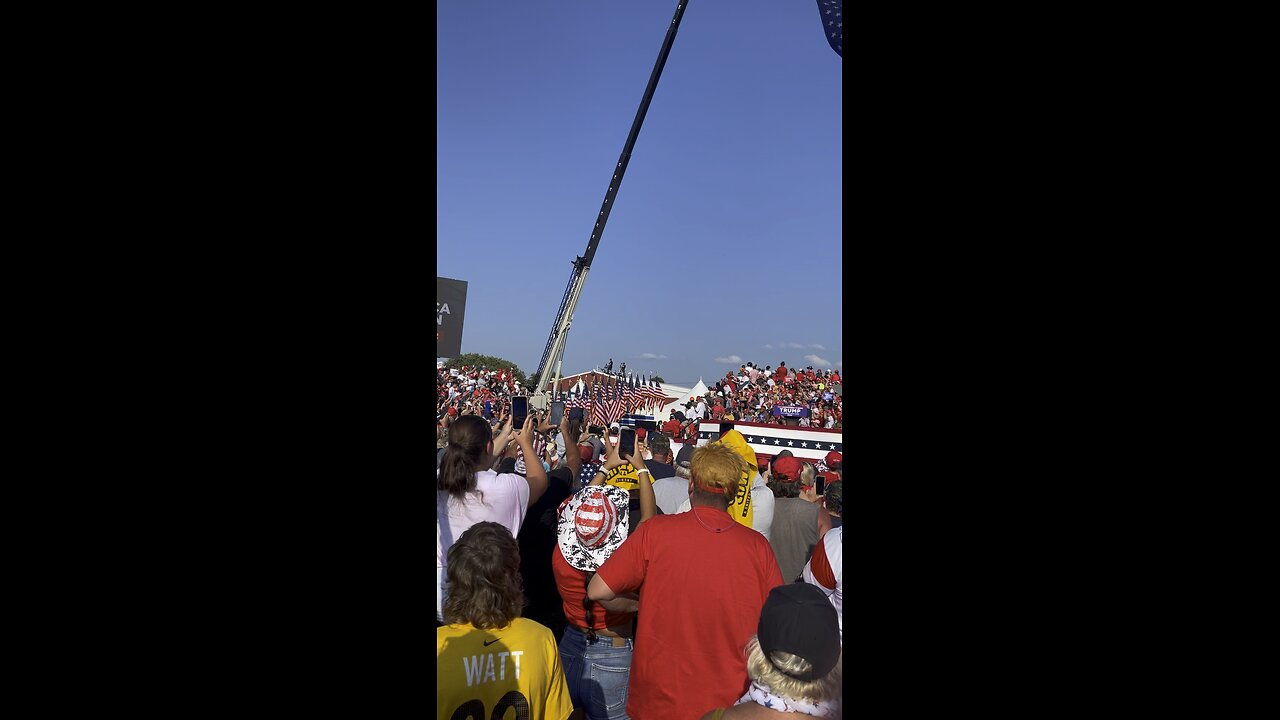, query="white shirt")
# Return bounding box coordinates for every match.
[748,474,774,541]
[436,470,530,621]
[653,476,691,516]
[802,526,843,640]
